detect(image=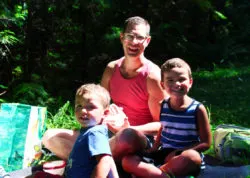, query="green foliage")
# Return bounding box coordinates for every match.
[0,84,7,89]
[0,98,6,103]
[193,0,213,12]
[14,5,28,22]
[0,2,27,90]
[12,66,22,78]
[196,64,250,79]
[104,26,121,40]
[54,18,82,45]
[0,3,26,24]
[12,83,51,106]
[0,30,20,45]
[214,11,227,20]
[48,4,56,13]
[47,51,66,68]
[45,101,81,130]
[48,51,60,59]
[0,84,8,103]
